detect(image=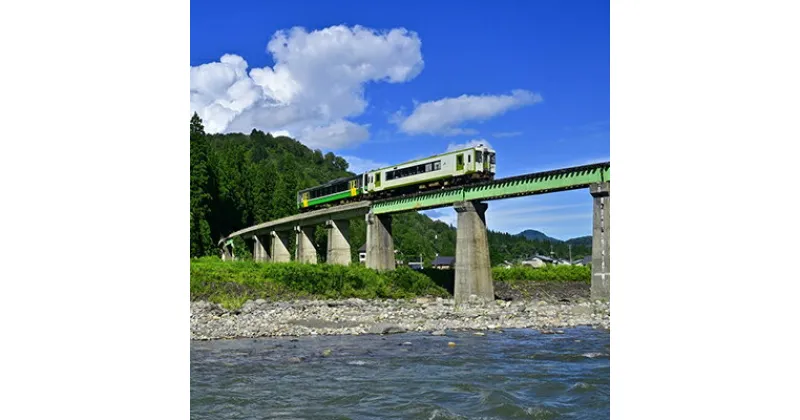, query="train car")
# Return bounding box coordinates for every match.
[363,144,496,197]
[297,174,363,212]
[296,144,496,211]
